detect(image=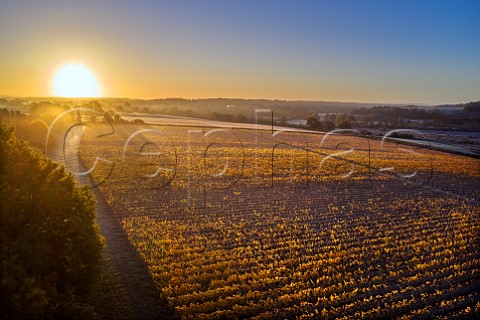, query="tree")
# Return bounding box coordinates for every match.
[324,120,336,131]
[0,108,10,119]
[327,113,336,122]
[306,117,323,130]
[30,102,70,120]
[335,113,347,125]
[9,118,49,150]
[0,122,104,318]
[337,120,352,129]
